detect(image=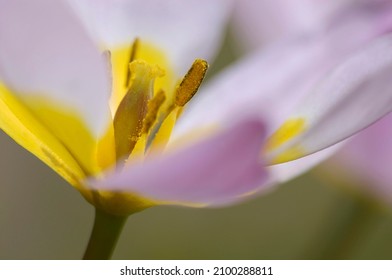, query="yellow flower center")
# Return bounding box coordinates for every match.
[91,39,208,215]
